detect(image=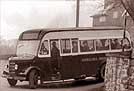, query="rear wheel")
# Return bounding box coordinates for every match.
[29,70,39,89]
[7,79,17,87]
[98,64,106,81]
